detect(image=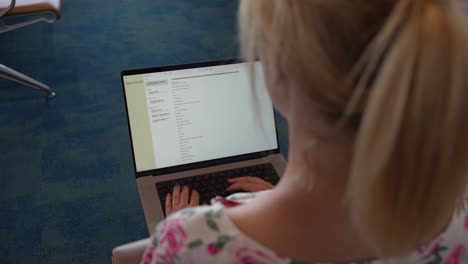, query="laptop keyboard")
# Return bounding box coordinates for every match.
[155,163,280,215]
